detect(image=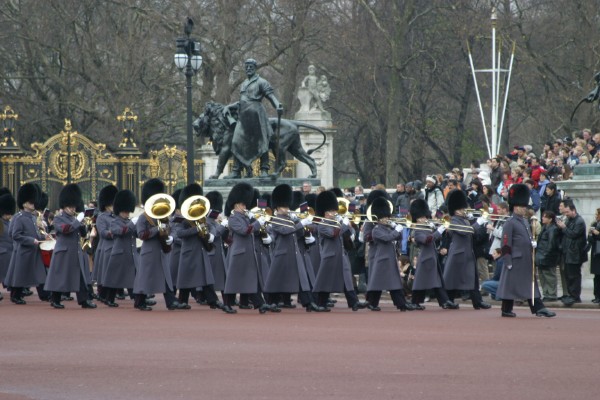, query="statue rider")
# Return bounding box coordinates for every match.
[223,58,283,178]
